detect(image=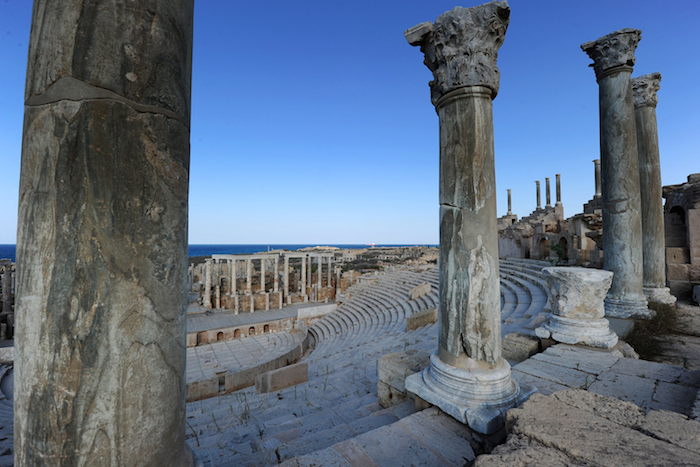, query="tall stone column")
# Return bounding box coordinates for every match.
[246,259,253,294]
[260,257,266,293]
[317,256,323,288]
[632,73,675,305]
[403,2,528,434]
[593,159,602,198]
[203,259,212,308]
[535,180,542,210]
[327,257,332,286]
[555,174,562,206]
[545,177,552,208]
[273,256,279,292]
[283,255,290,303]
[14,2,195,464]
[581,29,650,318]
[1,269,11,314]
[230,260,237,296]
[301,256,307,295]
[307,256,312,285]
[506,189,512,215]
